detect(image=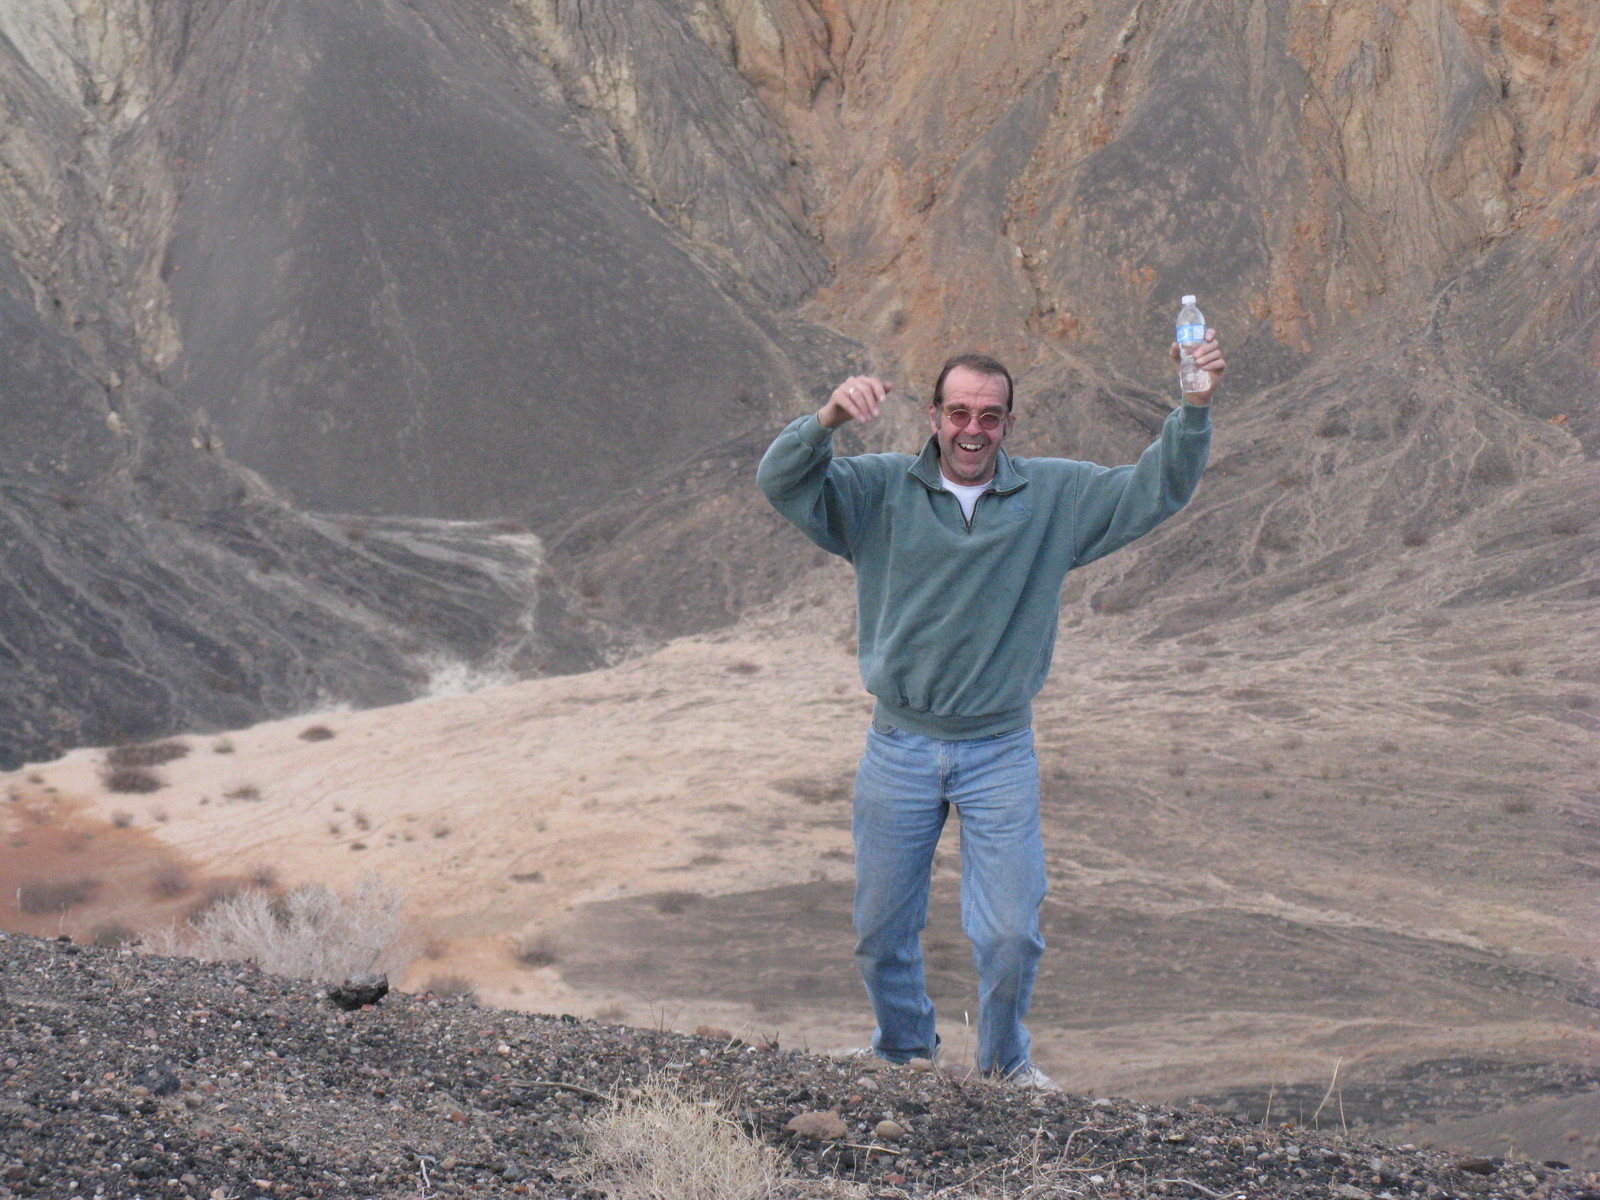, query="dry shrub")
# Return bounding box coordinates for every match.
[299,725,336,742]
[513,934,560,968]
[108,741,190,768]
[225,785,262,801]
[177,875,412,982]
[90,921,136,947]
[103,767,163,794]
[18,876,101,914]
[1316,413,1350,438]
[1468,444,1517,487]
[422,974,477,1000]
[578,1082,782,1200]
[185,880,244,920]
[150,862,192,899]
[774,776,849,806]
[653,890,701,914]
